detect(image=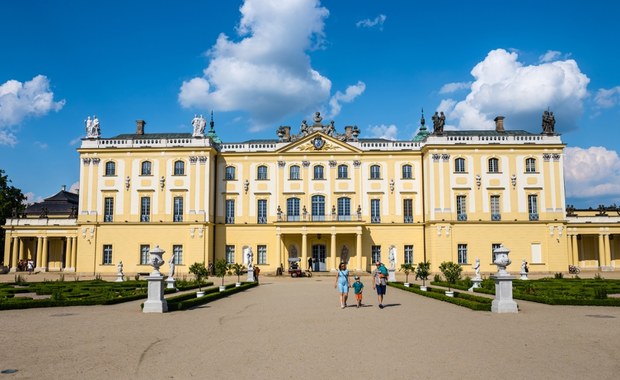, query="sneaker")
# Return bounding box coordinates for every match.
[341,304,345,309]
[379,304,384,309]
